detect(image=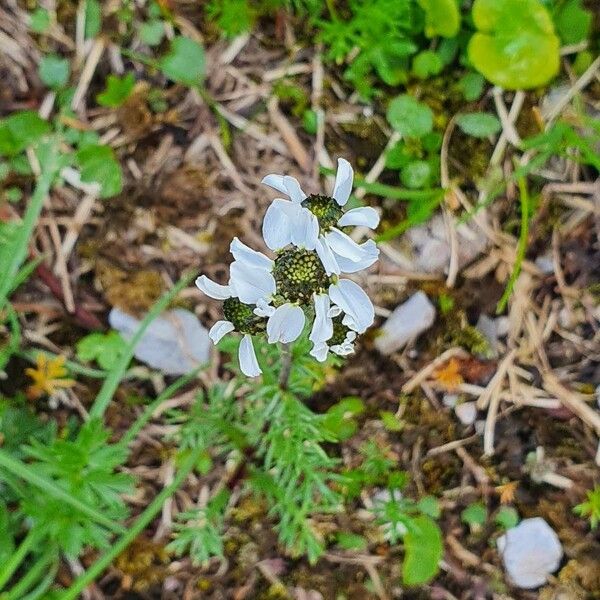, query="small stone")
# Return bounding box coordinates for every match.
[443,393,459,408]
[455,401,477,425]
[535,254,554,275]
[497,517,563,589]
[375,291,436,354]
[476,314,499,358]
[109,307,210,375]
